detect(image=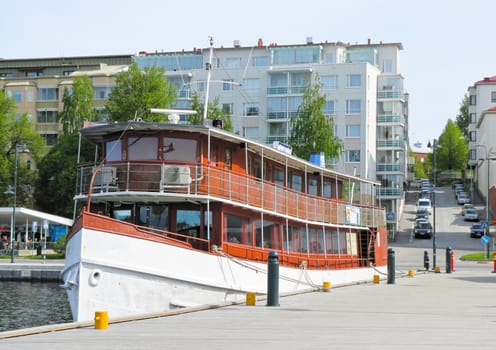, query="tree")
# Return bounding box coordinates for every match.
[433,119,468,171]
[58,75,95,134]
[34,133,95,217]
[288,81,343,165]
[106,62,177,122]
[189,93,233,131]
[455,94,469,140]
